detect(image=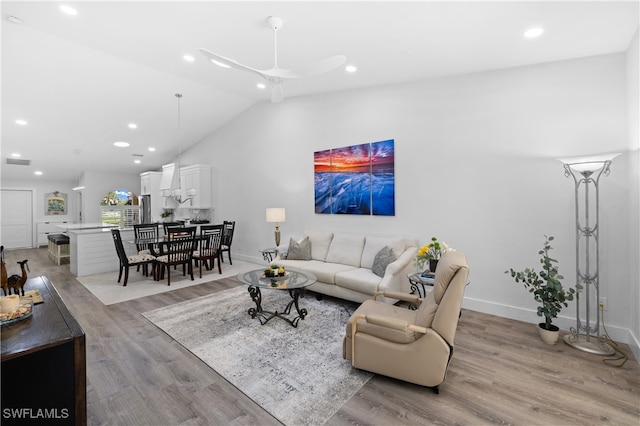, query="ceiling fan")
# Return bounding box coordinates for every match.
[199,16,346,103]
